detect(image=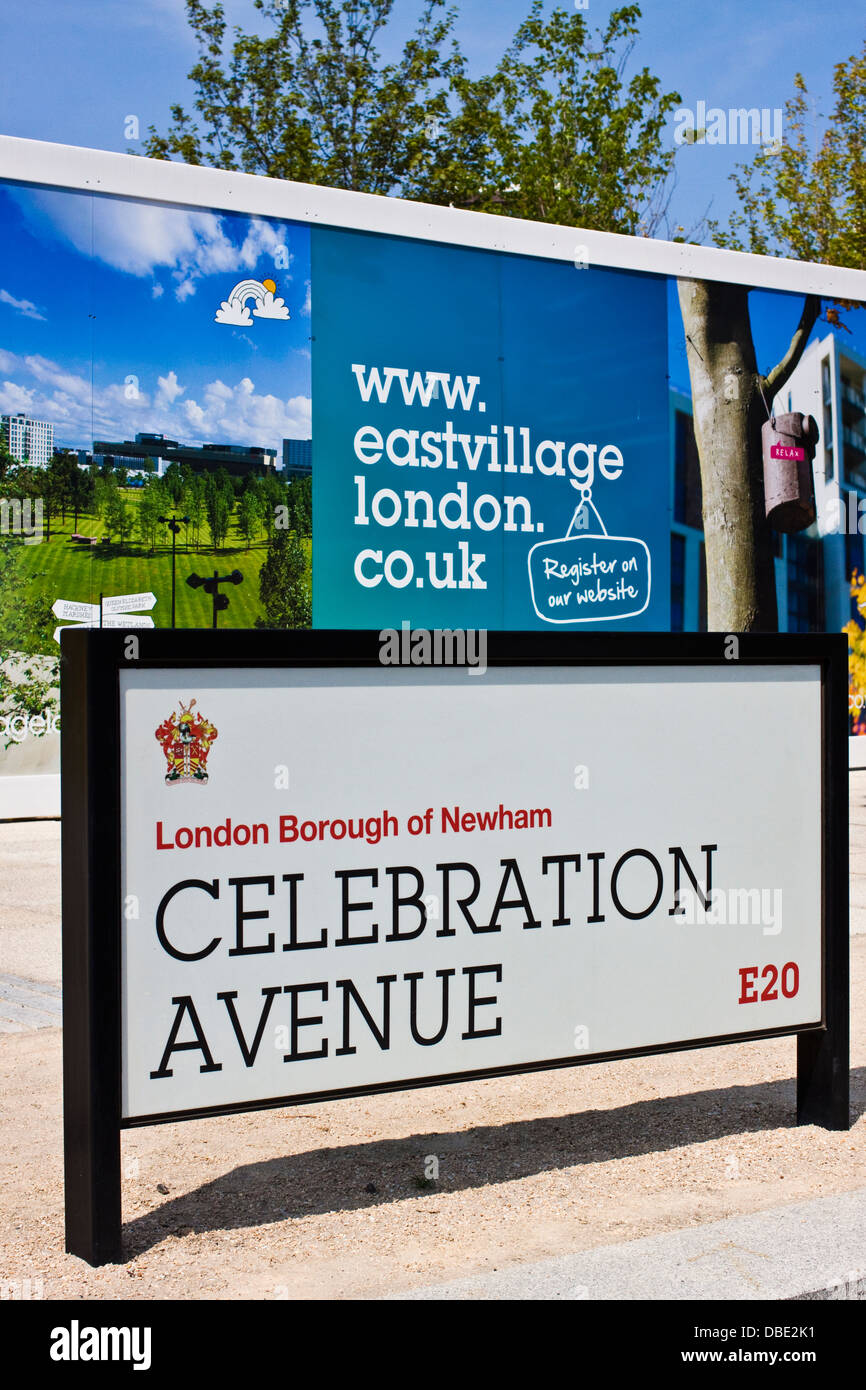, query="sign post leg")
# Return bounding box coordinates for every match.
[63,1064,122,1265]
[796,897,849,1129]
[797,1028,849,1130]
[797,653,849,1131]
[61,633,124,1264]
